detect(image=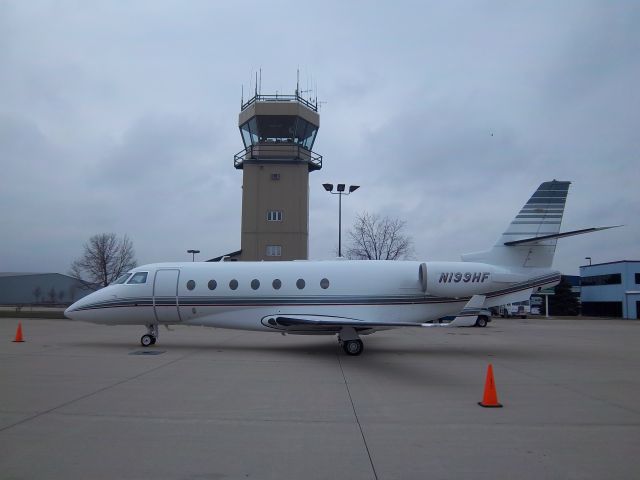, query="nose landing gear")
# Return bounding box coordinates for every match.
[140,324,158,347]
